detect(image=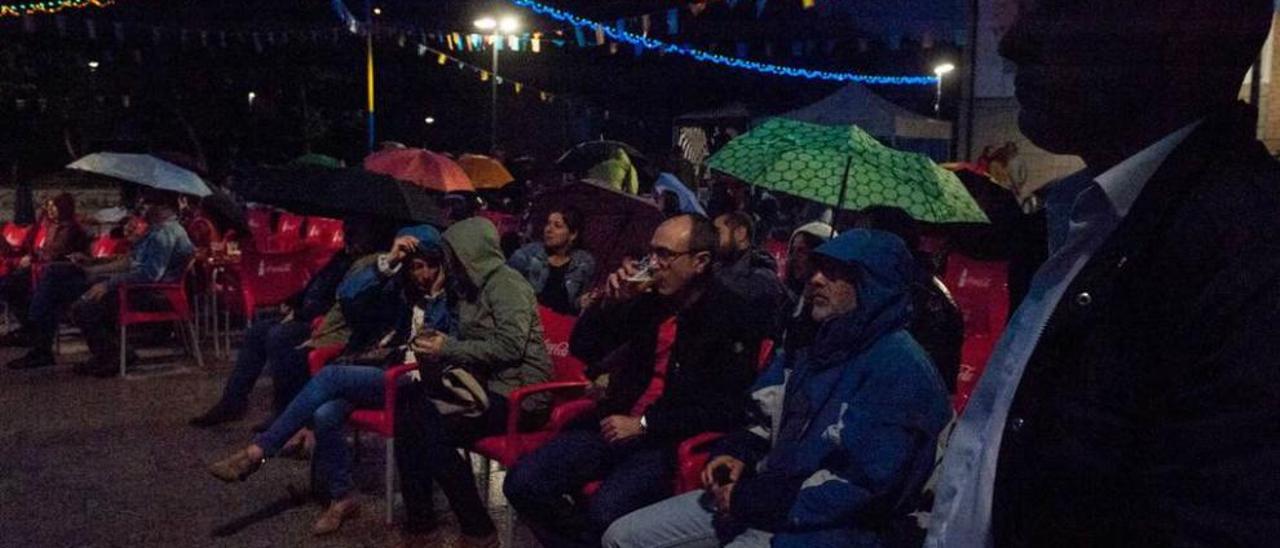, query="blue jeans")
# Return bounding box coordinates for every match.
[503,421,674,548]
[254,365,389,499]
[27,263,89,351]
[601,491,773,548]
[217,319,311,412]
